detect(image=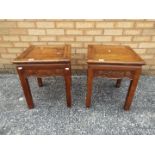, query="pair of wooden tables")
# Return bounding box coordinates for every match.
[13,45,145,111]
